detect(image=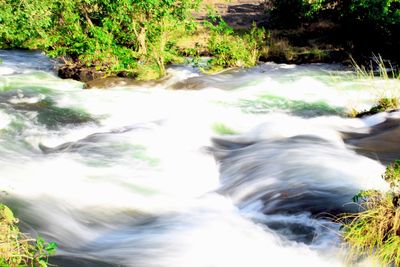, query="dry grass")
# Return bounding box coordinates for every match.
[0,204,35,266]
[0,204,57,267]
[267,37,295,61]
[341,192,400,266]
[349,56,400,116]
[174,26,210,55]
[340,160,400,266]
